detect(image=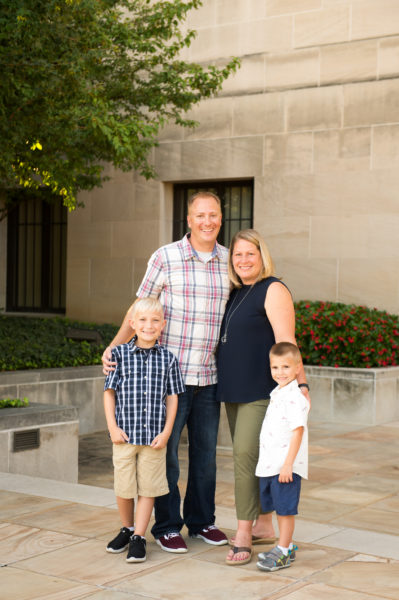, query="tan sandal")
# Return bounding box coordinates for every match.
[229,535,276,546]
[225,546,252,566]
